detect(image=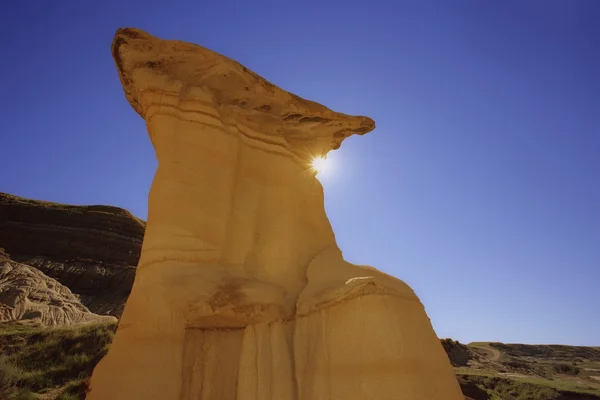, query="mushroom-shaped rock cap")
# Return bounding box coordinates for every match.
[111,28,375,153]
